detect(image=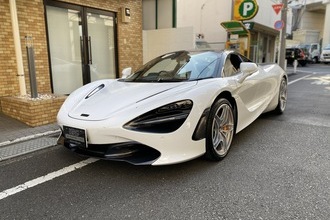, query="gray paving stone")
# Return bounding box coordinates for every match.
[0,135,59,161]
[0,112,60,160]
